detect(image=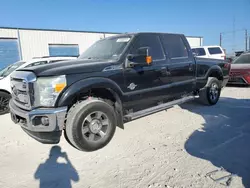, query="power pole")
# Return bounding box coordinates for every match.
[249,36,250,51]
[219,33,222,46]
[245,29,248,51]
